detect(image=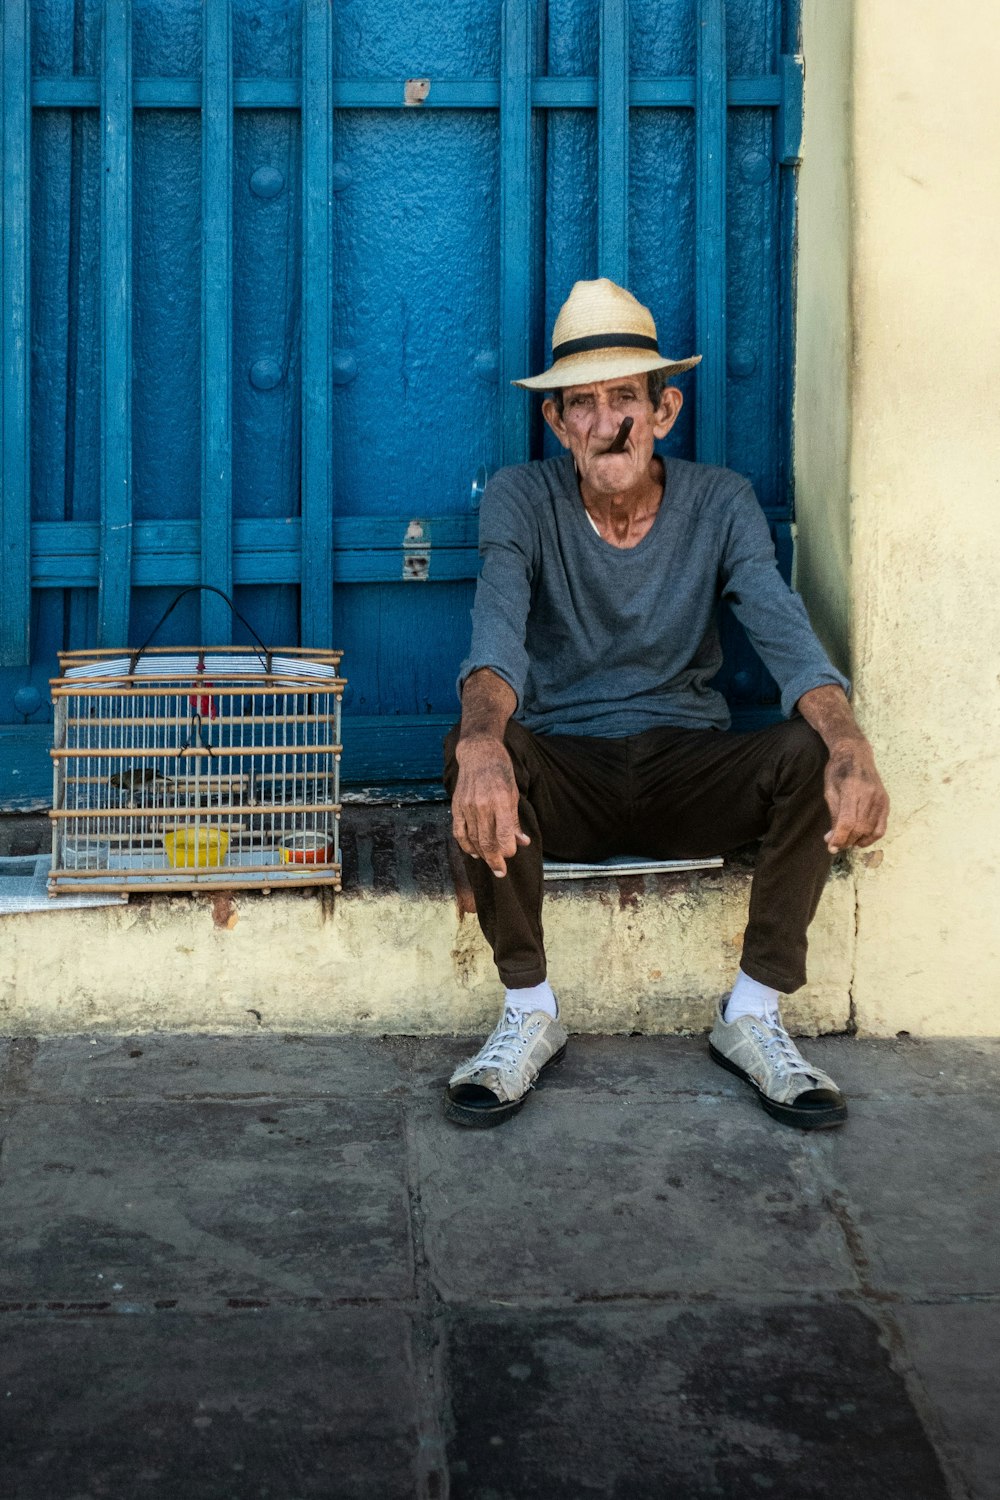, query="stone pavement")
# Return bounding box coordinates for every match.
[0,1030,997,1499]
